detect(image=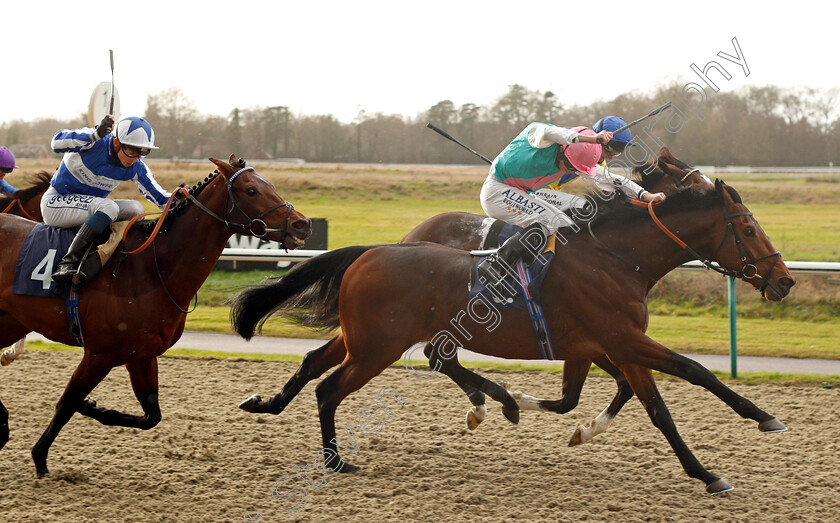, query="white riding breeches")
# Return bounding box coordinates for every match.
[479,174,575,234]
[41,186,145,228]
